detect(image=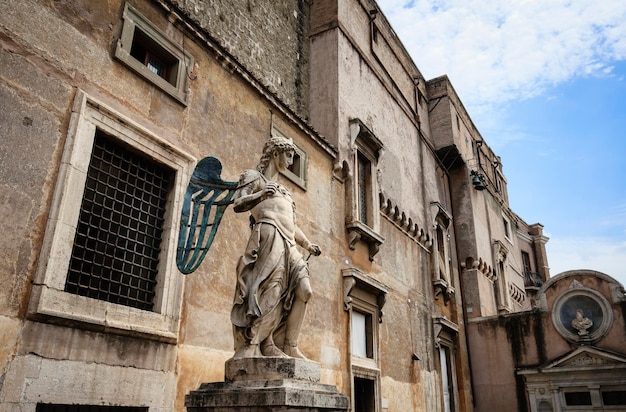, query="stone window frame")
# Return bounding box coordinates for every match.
[272,125,307,190]
[343,268,388,412]
[493,239,512,313]
[115,3,193,105]
[28,91,194,342]
[434,317,460,412]
[502,212,513,244]
[431,202,454,303]
[345,118,384,261]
